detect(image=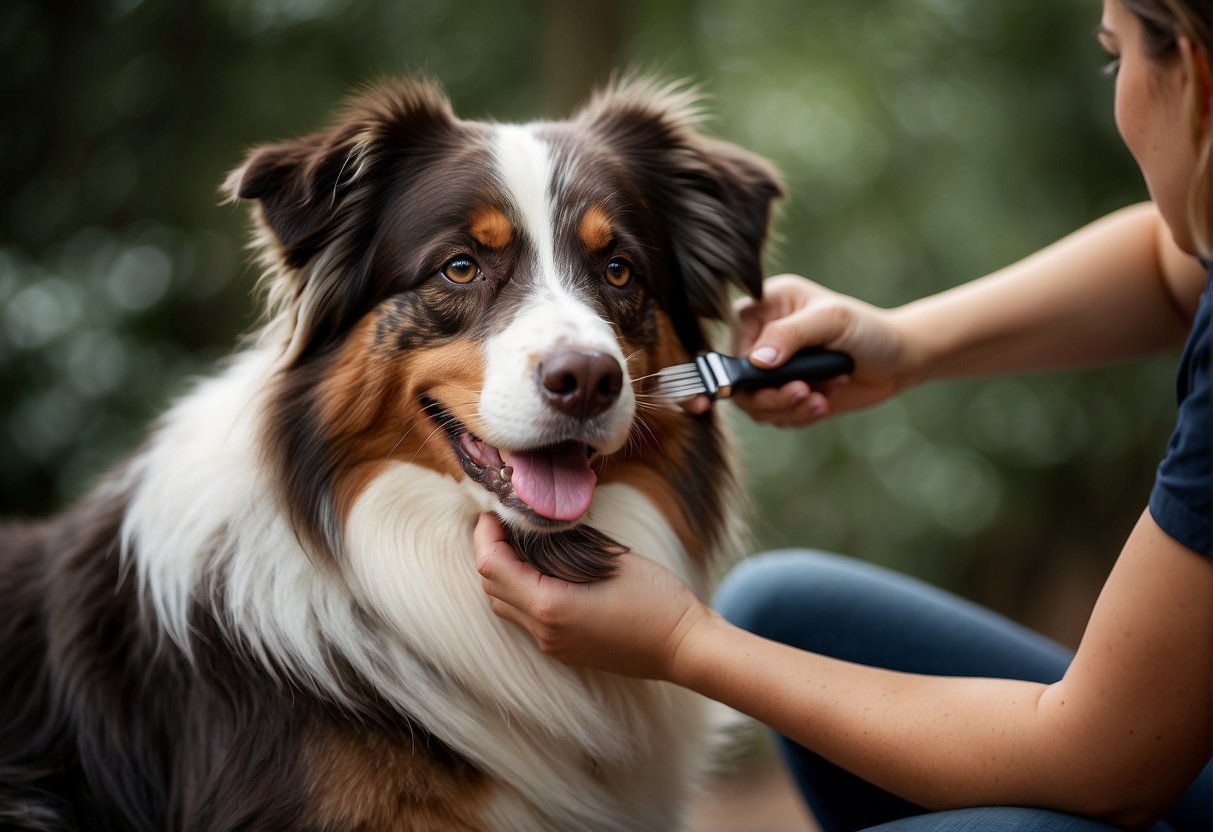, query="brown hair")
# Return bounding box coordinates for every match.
[1120,0,1211,256]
